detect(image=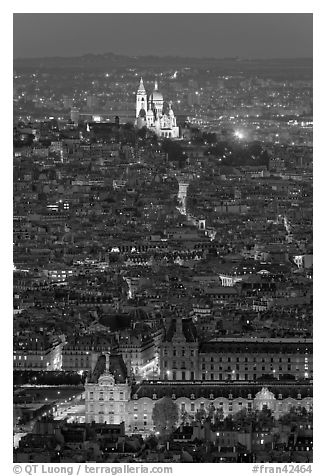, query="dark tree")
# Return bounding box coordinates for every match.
[195,408,207,423]
[161,139,184,162]
[136,127,147,140]
[152,397,179,436]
